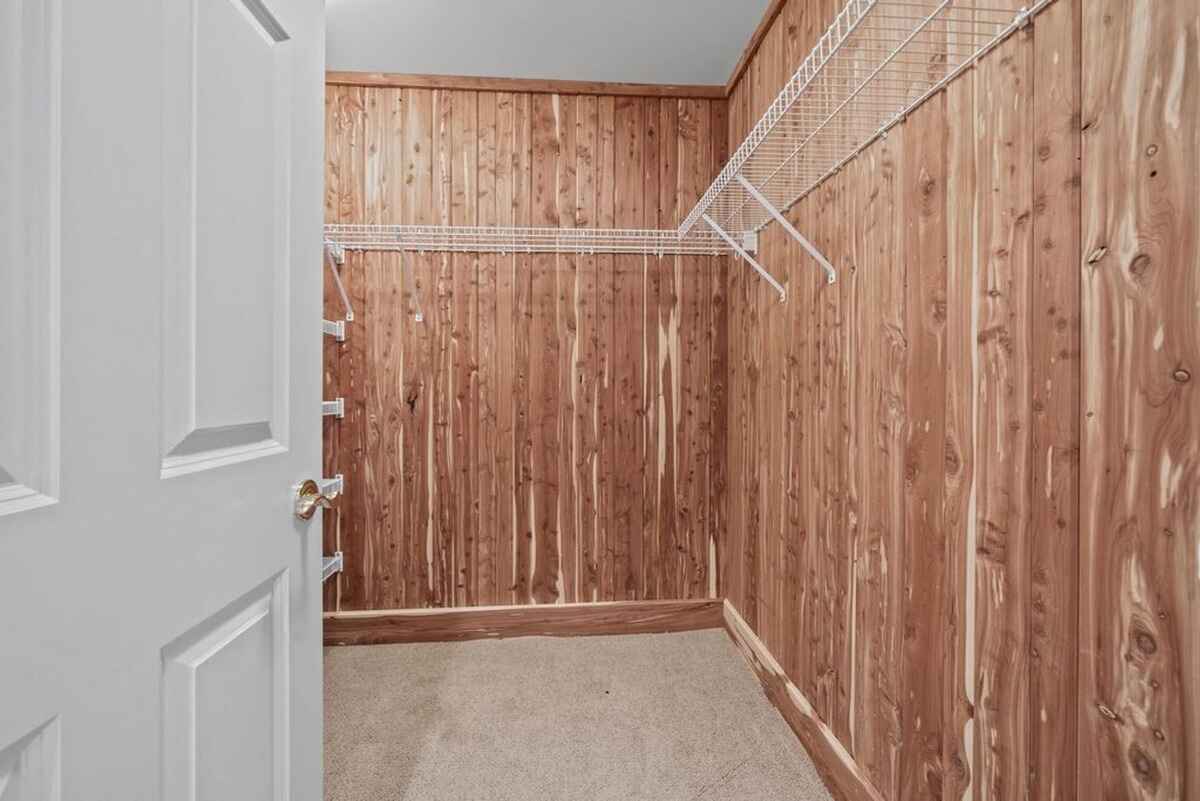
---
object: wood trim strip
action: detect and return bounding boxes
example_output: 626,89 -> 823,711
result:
720,600 -> 884,801
724,0 -> 789,95
324,599 -> 725,646
325,71 -> 726,100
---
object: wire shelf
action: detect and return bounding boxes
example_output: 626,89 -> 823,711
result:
324,224 -> 733,256
679,0 -> 1053,237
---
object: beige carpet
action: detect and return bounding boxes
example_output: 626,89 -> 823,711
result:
324,629 -> 834,801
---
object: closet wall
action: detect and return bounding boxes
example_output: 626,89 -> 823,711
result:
722,1 -> 1198,800
323,84 -> 729,612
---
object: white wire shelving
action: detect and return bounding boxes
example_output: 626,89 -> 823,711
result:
323,0 -> 1060,301
680,0 -> 1056,242
323,224 -> 733,257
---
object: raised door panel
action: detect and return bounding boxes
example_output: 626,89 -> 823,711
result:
161,0 -> 292,478
162,573 -> 290,801
0,0 -> 61,516
0,718 -> 61,801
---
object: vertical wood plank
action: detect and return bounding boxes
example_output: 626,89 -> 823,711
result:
1029,2 -> 1081,798
641,97 -> 661,598
556,95 -> 579,602
708,98 -> 729,600
431,88 -> 454,607
574,94 -> 602,603
941,50 -> 979,801
899,94 -> 949,801
323,85 -> 364,612
403,87 -> 436,608
657,99 -> 681,600
450,90 -> 478,606
475,91 -> 499,604
1080,0 -> 1200,798
493,91 -> 517,605
612,96 -> 644,599
973,27 -> 1034,801
512,93 -> 534,603
596,95 -> 617,600
529,92 -> 561,604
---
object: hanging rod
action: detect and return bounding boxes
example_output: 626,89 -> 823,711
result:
323,224 -> 738,257
679,0 -> 1056,240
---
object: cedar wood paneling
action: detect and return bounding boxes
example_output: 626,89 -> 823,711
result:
723,0 -> 1197,800
321,0 -> 1198,797
323,87 -> 729,610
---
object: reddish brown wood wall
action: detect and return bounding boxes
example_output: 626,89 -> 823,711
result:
323,86 -> 728,611
723,0 -> 1198,800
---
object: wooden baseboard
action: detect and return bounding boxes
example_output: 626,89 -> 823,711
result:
324,599 -> 724,646
720,600 -> 885,801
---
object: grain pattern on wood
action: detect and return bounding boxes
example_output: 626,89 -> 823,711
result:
940,55 -> 978,801
530,92 -> 561,603
717,1 -> 1177,800
899,95 -> 948,801
324,600 -> 725,646
612,96 -> 644,599
323,83 -> 729,612
1029,2 -> 1080,798
972,28 -> 1034,801
1079,0 -> 1200,799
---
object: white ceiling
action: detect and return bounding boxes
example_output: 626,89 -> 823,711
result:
325,0 -> 772,86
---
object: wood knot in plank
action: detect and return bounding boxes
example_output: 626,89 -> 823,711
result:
1086,246 -> 1108,264
1128,253 -> 1152,283
1128,744 -> 1160,789
1172,368 -> 1190,383
1133,627 -> 1158,655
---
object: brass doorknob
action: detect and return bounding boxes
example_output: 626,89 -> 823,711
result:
295,479 -> 335,520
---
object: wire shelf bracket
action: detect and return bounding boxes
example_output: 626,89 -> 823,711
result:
737,175 -> 836,285
324,241 -> 354,322
679,0 -> 1061,294
703,213 -> 786,303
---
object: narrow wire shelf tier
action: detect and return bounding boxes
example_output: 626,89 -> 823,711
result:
680,0 -> 1055,237
324,225 -> 733,256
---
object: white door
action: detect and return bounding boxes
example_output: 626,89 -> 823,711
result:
0,0 -> 324,798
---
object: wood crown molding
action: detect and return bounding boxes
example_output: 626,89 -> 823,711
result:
325,70 -> 726,99
720,600 -> 885,801
725,0 -> 789,95
324,599 -> 725,646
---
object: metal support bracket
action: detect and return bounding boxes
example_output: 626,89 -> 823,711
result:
702,213 -> 787,303
322,398 -> 345,419
317,474 -> 343,499
321,551 -> 344,583
736,175 -> 837,285
322,319 -> 346,341
324,242 -> 354,322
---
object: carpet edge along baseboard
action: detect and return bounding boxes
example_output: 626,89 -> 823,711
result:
719,600 -> 886,801
323,599 -> 725,646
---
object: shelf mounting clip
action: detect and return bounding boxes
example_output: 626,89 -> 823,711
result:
321,551 -> 344,583
322,398 -> 345,419
702,213 -> 787,303
737,175 -> 836,285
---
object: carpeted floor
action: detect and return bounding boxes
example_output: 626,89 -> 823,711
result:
324,629 -> 834,801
